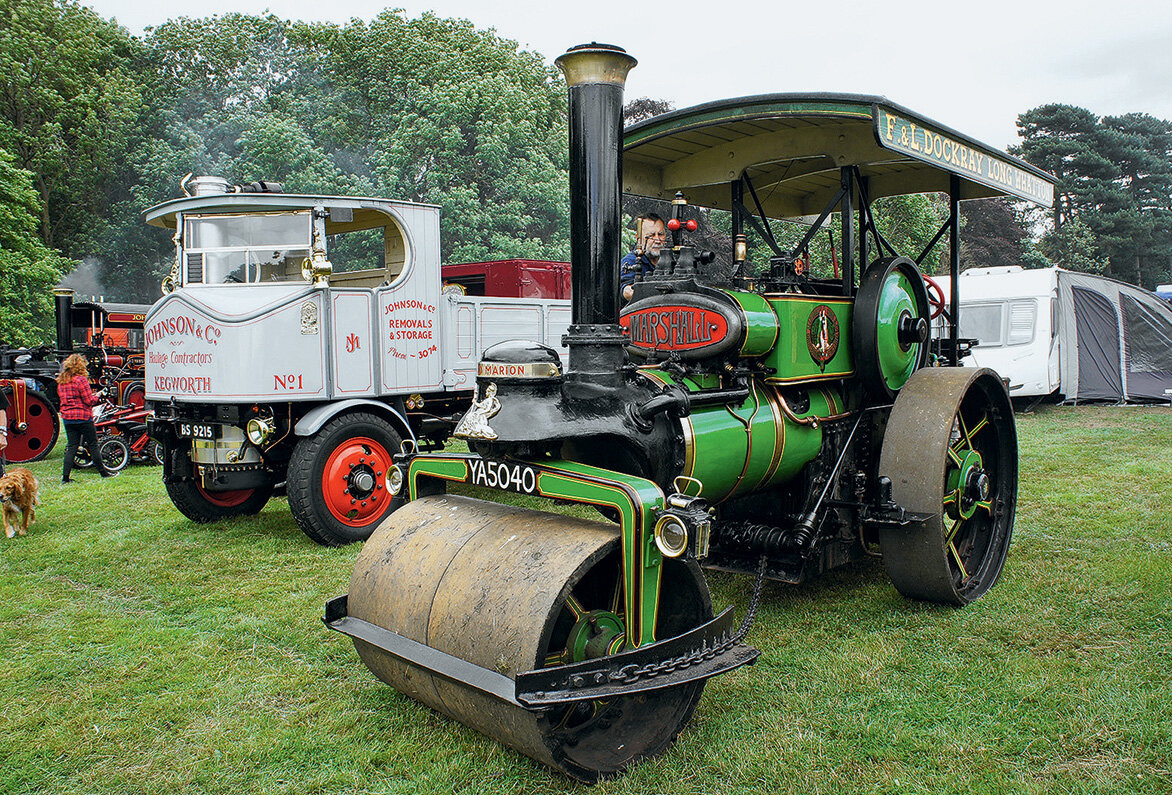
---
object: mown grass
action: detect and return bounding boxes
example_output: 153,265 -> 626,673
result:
1,405 -> 1169,794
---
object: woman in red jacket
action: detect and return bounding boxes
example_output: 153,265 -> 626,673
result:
57,354 -> 116,483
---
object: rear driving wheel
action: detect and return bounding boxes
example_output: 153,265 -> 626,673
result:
2,387 -> 59,463
879,367 -> 1017,605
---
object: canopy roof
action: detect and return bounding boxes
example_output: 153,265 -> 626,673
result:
622,93 -> 1055,219
71,301 -> 150,327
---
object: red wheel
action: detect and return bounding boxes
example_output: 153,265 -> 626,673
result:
163,445 -> 273,522
122,381 -> 146,409
287,412 -> 404,546
319,435 -> 395,527
2,387 -> 59,463
923,274 -> 946,319
195,484 -> 256,507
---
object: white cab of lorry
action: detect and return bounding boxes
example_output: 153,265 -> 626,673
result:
144,177 -> 570,544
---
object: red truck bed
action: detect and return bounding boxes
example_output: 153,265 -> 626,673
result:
442,259 -> 570,300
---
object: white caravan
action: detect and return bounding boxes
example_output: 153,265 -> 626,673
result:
934,266 -> 1061,398
935,265 -> 1172,403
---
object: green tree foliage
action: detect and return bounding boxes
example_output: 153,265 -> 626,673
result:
0,0 -> 143,253
1016,104 -> 1172,288
960,197 -> 1026,270
0,151 -> 70,344
624,97 -> 674,125
303,12 -> 569,263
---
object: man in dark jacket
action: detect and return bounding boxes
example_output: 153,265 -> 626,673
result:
620,213 -> 666,301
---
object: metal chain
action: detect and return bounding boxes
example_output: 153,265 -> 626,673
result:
607,555 -> 769,686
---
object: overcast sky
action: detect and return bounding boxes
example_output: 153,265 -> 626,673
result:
85,0 -> 1172,152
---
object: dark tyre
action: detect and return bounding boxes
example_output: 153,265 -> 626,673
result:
879,367 -> 1017,605
147,438 -> 165,466
75,445 -> 95,468
164,445 -> 274,523
287,411 -> 403,546
98,436 -> 131,472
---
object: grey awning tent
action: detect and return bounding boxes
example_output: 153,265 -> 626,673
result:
1058,271 -> 1172,403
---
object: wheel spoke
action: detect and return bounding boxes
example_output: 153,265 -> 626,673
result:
976,499 -> 993,515
959,412 -> 989,450
565,594 -> 588,620
948,541 -> 970,581
544,650 -> 566,667
608,575 -> 623,615
944,516 -> 962,543
947,446 -> 964,466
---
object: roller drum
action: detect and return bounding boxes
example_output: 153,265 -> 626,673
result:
347,494 -> 713,781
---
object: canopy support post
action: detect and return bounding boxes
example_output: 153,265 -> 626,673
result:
840,167 -> 855,295
949,174 -> 961,366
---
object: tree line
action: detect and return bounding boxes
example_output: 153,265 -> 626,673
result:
2,0 -> 1170,345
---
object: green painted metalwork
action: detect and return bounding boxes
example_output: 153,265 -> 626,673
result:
762,296 -> 854,384
941,408 -> 995,580
727,290 -> 779,357
639,370 -> 838,503
406,453 -> 666,649
624,98 -> 873,148
874,268 -> 922,393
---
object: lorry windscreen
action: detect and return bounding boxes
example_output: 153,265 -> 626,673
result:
183,211 -> 313,284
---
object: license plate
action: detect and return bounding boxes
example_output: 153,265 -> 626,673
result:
177,422 -> 218,440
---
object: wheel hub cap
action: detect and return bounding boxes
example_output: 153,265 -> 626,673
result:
322,437 -> 392,525
947,448 -> 987,520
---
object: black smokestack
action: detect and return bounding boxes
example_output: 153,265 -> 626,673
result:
555,43 -> 636,327
54,288 -> 74,354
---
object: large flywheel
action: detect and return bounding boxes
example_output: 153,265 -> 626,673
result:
878,367 -> 1017,605
346,494 -> 714,782
853,256 -> 931,400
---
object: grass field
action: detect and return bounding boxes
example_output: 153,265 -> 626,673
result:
1,405 -> 1169,794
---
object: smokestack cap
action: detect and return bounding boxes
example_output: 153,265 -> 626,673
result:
556,43 -> 636,87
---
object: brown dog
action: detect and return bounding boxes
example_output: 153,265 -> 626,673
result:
0,467 -> 39,538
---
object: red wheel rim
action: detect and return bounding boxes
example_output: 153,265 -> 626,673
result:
195,484 -> 256,508
5,392 -> 57,462
124,384 -> 146,409
320,435 -> 394,527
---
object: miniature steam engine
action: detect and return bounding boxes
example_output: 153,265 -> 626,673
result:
325,45 -> 1056,780
1,292 -> 149,463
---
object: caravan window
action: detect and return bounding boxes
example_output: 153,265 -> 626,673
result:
1007,300 -> 1037,345
961,299 -> 1037,348
960,303 -> 1004,346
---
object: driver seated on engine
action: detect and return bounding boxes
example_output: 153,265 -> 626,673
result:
620,213 -> 666,301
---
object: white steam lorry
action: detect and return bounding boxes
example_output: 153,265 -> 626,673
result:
143,177 -> 570,545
